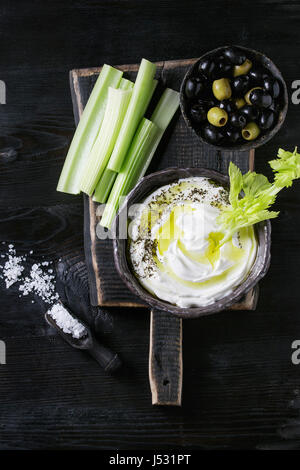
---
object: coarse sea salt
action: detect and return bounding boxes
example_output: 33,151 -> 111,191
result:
19,263 -> 59,304
2,245 -> 25,288
0,244 -> 59,305
47,303 -> 87,339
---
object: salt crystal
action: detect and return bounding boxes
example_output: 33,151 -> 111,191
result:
1,244 -> 59,305
19,263 -> 59,304
2,250 -> 25,288
47,303 -> 86,339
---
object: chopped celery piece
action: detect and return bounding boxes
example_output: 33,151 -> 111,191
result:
143,78 -> 158,112
100,119 -> 157,229
107,58 -> 157,173
80,87 -> 132,195
57,64 -> 123,194
139,88 -> 180,179
100,88 -> 179,230
119,78 -> 134,90
93,168 -> 117,203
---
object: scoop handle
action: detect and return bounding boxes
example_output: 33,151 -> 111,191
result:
149,309 -> 182,406
88,339 -> 122,373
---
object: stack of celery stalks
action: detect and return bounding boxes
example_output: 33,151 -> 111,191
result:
57,58 -> 180,229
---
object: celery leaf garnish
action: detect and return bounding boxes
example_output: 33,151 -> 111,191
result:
269,147 -> 300,188
218,147 -> 300,240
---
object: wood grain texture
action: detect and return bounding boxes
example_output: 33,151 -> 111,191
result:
70,60 -> 256,308
149,310 -> 182,406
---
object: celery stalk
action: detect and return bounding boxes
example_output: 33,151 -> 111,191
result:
107,59 -> 157,173
119,78 -> 134,91
57,64 -> 123,194
139,88 -> 180,179
100,119 -> 157,229
80,87 -> 132,195
93,79 -> 132,202
93,168 -> 117,203
143,78 -> 158,112
100,88 -> 179,230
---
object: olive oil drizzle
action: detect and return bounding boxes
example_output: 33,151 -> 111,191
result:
129,179 -> 254,287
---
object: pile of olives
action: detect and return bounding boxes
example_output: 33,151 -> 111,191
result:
183,47 -> 283,146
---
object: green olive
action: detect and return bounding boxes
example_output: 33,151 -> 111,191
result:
233,59 -> 252,77
244,87 -> 262,105
242,122 -> 261,141
212,78 -> 232,101
207,107 -> 228,127
234,97 -> 246,109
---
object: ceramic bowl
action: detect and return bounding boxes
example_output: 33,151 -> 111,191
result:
113,167 -> 271,319
180,45 -> 288,151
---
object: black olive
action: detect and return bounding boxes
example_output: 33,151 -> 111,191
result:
258,109 -> 276,130
225,128 -> 241,143
240,104 -> 259,121
185,77 -> 205,99
248,67 -> 270,84
215,57 -> 232,78
197,98 -> 216,110
232,75 -> 250,96
219,99 -> 236,114
249,88 -> 273,108
223,47 -> 246,65
190,104 -> 207,124
202,124 -> 223,144
263,77 -> 280,99
230,111 -> 247,129
198,58 -> 216,78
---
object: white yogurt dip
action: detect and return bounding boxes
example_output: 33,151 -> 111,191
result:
128,177 -> 257,308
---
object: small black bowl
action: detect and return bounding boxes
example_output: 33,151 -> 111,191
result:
180,45 -> 288,151
113,167 -> 271,319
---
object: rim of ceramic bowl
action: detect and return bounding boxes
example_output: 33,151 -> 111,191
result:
112,167 -> 272,319
180,45 -> 288,152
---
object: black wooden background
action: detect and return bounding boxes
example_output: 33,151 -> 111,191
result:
0,0 -> 300,450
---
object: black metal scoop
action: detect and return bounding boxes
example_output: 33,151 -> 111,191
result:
45,303 -> 122,373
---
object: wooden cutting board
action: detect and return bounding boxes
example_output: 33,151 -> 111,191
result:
70,59 -> 257,307
69,58 -> 258,406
